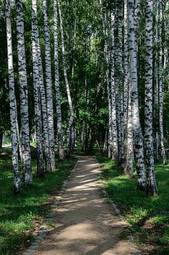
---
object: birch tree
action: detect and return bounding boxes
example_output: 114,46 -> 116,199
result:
16,0 -> 32,184
128,0 -> 147,191
32,0 -> 52,172
145,0 -> 158,195
43,0 -> 55,170
158,0 -> 166,164
58,0 -> 75,154
37,36 -> 52,171
103,11 -> 112,158
123,0 -> 133,174
114,0 -> 124,164
6,0 -> 21,192
32,0 -> 45,176
53,0 -> 65,159
110,10 -> 118,160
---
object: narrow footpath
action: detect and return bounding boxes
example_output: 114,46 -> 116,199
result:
32,156 -> 140,255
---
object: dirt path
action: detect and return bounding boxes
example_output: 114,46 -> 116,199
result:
33,156 -> 139,255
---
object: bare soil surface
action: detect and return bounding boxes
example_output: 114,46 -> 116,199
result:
33,156 -> 139,255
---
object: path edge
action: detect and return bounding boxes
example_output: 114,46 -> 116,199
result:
94,155 -> 121,216
22,158 -> 79,255
95,156 -> 141,255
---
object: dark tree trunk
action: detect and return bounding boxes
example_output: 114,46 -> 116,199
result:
0,132 -> 3,149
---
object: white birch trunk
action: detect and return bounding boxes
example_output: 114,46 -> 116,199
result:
123,0 -> 134,173
32,0 -> 45,176
37,35 -> 51,171
128,0 -> 146,191
114,2 -> 124,164
58,0 -> 75,154
43,0 -> 56,170
158,0 -> 166,164
110,11 -> 118,160
6,0 -> 21,192
53,0 -> 65,159
144,0 -> 158,195
16,0 -> 32,184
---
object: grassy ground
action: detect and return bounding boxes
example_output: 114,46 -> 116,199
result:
0,147 -> 77,255
97,155 -> 169,255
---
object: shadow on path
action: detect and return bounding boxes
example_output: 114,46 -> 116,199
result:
32,156 -> 139,255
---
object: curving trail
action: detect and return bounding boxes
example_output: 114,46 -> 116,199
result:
33,156 -> 139,255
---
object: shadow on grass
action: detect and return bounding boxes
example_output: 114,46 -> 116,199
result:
96,154 -> 169,255
0,148 -> 76,255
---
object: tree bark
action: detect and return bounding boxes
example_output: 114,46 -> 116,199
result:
32,0 -> 45,176
110,11 -> 118,160
6,0 -> 21,192
158,0 -> 166,164
0,131 -> 3,149
58,0 -> 75,154
43,0 -> 56,170
114,0 -> 124,164
145,0 -> 158,195
123,0 -> 134,174
16,0 -> 32,184
53,0 -> 65,159
128,0 -> 147,191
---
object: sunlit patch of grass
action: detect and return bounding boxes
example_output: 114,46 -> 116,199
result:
97,155 -> 169,254
0,148 -> 76,254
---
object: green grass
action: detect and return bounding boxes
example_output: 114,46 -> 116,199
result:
0,148 -> 77,255
97,155 -> 169,255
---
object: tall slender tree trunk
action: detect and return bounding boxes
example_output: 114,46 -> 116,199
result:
0,130 -> 3,149
110,11 -> 118,160
114,1 -> 124,164
16,0 -> 32,184
104,22 -> 112,158
123,0 -> 129,136
37,35 -> 51,171
32,0 -> 45,176
154,0 -> 160,162
43,0 -> 56,170
125,90 -> 134,175
100,1 -> 112,158
102,9 -> 112,158
6,0 -> 21,192
158,0 -> 166,164
53,0 -> 65,159
32,0 -> 51,172
128,0 -> 146,191
145,0 -> 158,195
58,0 -> 75,154
123,0 -> 134,174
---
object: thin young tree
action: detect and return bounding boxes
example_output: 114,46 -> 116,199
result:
158,0 -> 166,164
58,0 -> 75,154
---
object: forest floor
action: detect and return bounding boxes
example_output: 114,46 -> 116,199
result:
0,147 -> 76,255
97,155 -> 169,255
26,156 -> 139,255
1,149 -> 169,255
